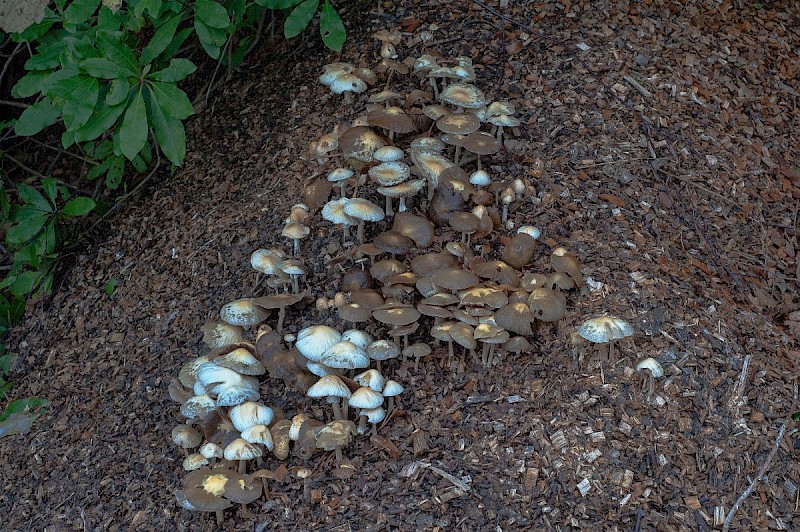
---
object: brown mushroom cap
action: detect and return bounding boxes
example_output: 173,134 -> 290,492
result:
373,230 -> 414,255
368,106 -> 417,134
461,131 -> 502,156
501,233 -> 538,270
392,212 -> 434,248
409,151 -> 453,190
431,267 -> 480,291
528,287 -> 567,322
200,320 -> 245,350
503,335 -> 533,354
224,472 -> 263,504
436,113 -> 481,135
373,306 -> 421,326
410,252 -> 459,276
270,419 -> 292,460
348,289 -> 386,309
494,302 -> 536,336
448,211 -> 480,235
474,323 -> 510,344
370,259 -> 407,282
550,247 -> 584,286
338,303 -> 372,323
547,272 -> 576,290
417,303 -> 453,319
458,287 -> 509,309
470,260 -> 521,287
339,126 -> 385,164
254,293 -> 304,311
403,342 -> 432,359
315,419 -> 357,451
520,272 -> 549,291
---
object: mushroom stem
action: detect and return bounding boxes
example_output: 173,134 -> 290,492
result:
357,221 -> 366,243
342,224 -> 350,243
331,399 -> 343,421
293,239 -> 300,256
387,396 -> 395,412
454,145 -> 462,166
447,340 -> 454,360
398,196 -> 408,212
335,444 -> 343,465
376,359 -> 383,374
276,308 -> 286,333
371,422 -> 378,437
357,414 -> 367,434
501,204 -> 509,224
384,195 -> 394,216
238,459 -> 247,475
481,343 -> 491,366
291,275 -> 300,294
302,476 -> 311,502
215,510 -> 224,526
338,182 -> 347,198
341,397 -> 349,420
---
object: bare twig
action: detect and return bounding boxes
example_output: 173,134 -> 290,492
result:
622,75 -> 652,99
0,99 -> 30,109
722,419 -> 789,532
0,42 -> 24,89
726,354 -> 751,415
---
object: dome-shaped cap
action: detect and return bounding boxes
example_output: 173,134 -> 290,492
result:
296,325 -> 342,362
440,83 -> 486,109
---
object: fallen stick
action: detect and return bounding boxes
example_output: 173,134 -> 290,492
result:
722,417 -> 789,531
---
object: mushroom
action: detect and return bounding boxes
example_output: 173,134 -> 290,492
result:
281,222 -> 310,256
212,346 -> 266,376
172,424 -> 203,457
528,287 -> 567,323
636,357 -> 664,401
200,320 -> 245,350
373,230 -> 414,256
355,368 -> 386,393
339,126 -> 385,170
322,197 -> 357,242
224,438 -> 262,474
402,342 -> 432,371
377,180 -> 425,214
348,386 -> 385,434
366,339 -> 401,373
320,340 -> 370,373
279,259 -> 306,294
494,302 -> 535,337
250,248 -> 286,277
253,292 -> 304,333
440,82 -> 486,112
550,247 -> 583,286
270,419 -> 292,460
381,379 -> 404,411
229,401 -> 275,433
501,233 -> 538,270
341,329 -> 373,350
296,467 -> 313,503
314,419 -> 357,465
577,316 -> 634,360
176,468 -> 233,525
474,323 -> 510,366
430,267 -> 480,293
295,325 -> 343,363
448,211 -> 480,244
220,298 -> 271,329
183,452 -> 210,471
368,106 -> 416,141
359,406 -> 386,436
327,167 -> 354,198
343,198 -> 385,243
372,307 -> 421,349
392,212 -> 434,248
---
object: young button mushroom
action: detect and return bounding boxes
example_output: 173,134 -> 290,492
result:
224,438 -> 262,474
381,379 -> 404,412
307,375 -> 352,420
550,247 -> 584,287
172,424 -> 203,457
282,222 -> 310,256
577,316 -> 635,360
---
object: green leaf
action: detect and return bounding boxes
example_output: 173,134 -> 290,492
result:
194,18 -> 227,47
119,88 -> 148,161
149,58 -> 196,82
792,411 -> 800,421
0,354 -> 15,376
17,184 -> 51,212
147,81 -> 193,119
103,278 -> 118,297
86,157 -> 111,180
96,5 -> 122,32
6,216 -> 48,245
319,0 -> 345,52
195,0 -> 231,29
73,99 -> 126,143
160,27 -> 194,61
140,13 -> 182,65
144,86 -> 185,165
106,78 -> 130,106
80,57 -> 136,79
96,35 -> 139,78
25,39 -> 66,70
13,14 -> 56,43
105,155 -> 125,189
284,0 -> 319,39
0,397 -> 49,425
41,178 -> 57,203
14,99 -> 60,137
10,271 -> 44,296
61,197 -> 96,217
256,0 -> 304,8
50,75 -> 99,130
63,0 -> 101,24
11,71 -> 52,98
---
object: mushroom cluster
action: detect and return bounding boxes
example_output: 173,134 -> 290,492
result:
171,28 -> 609,523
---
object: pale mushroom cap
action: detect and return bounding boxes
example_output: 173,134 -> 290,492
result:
296,325 -> 343,362
250,249 -> 284,275
307,375 -> 352,399
224,438 -> 262,461
229,401 -> 275,432
366,339 -> 401,361
213,347 -> 266,376
327,167 -> 354,183
343,198 -> 385,222
196,362 -> 246,392
279,259 -> 306,276
440,83 -> 486,109
635,357 -> 664,378
306,361 -> 335,377
578,316 -> 634,343
382,379 -> 404,397
348,386 -> 384,409
319,62 -> 354,86
409,151 -> 454,189
469,170 -> 491,187
355,369 -> 386,392
241,424 -> 274,450
180,394 -> 217,419
321,340 -> 370,369
329,73 -> 367,94
183,453 -> 209,471
199,442 -> 224,459
322,198 -> 357,226
282,222 -> 310,240
362,406 -> 386,424
373,146 -> 405,162
369,161 -> 411,186
172,424 -> 203,448
220,298 -> 270,327
215,383 -> 260,407
517,225 -> 541,239
341,329 -> 373,350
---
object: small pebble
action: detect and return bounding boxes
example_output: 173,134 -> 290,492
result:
635,54 -> 649,66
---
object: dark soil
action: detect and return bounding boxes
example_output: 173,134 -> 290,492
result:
1,1 -> 798,530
